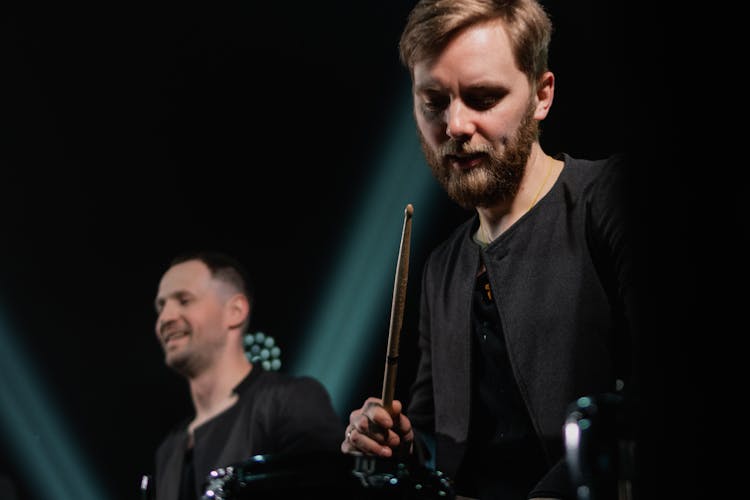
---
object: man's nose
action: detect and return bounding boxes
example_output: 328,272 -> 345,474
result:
156,301 -> 178,334
446,99 -> 476,139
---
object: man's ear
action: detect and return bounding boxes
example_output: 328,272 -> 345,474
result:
533,70 -> 555,120
225,293 -> 250,331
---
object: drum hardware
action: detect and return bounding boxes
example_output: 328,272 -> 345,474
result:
564,392 -> 634,500
200,451 -> 456,499
139,474 -> 153,500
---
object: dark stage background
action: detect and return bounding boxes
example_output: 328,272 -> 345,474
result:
2,2 -> 699,499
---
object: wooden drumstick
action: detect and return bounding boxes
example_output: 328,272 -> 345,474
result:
381,203 -> 413,416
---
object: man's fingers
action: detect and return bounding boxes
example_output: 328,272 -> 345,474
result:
343,398 -> 412,457
344,422 -> 393,457
366,415 -> 389,441
362,400 -> 398,429
398,414 -> 414,439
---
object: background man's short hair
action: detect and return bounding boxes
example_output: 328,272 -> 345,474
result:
169,250 -> 254,301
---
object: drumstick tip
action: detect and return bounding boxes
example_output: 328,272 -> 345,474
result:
405,203 -> 414,217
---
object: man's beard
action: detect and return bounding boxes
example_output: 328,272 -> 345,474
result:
166,344 -> 200,378
419,103 -> 539,209
164,330 -> 218,379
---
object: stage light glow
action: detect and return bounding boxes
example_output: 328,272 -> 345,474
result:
289,88 -> 443,415
243,331 -> 282,371
0,308 -> 111,500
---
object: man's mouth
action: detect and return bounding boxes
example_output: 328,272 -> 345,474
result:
163,330 -> 189,346
446,153 -> 484,170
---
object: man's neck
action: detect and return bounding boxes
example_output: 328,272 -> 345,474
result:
187,356 -> 252,434
476,144 -> 561,242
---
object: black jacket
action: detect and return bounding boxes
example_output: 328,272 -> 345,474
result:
407,154 -> 637,498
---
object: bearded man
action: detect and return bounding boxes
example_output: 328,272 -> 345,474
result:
341,1 -> 638,500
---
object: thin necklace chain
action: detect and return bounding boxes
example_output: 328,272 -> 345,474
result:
482,156 -> 555,244
528,156 -> 555,211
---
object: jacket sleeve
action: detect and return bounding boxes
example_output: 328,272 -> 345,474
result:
405,254 -> 436,437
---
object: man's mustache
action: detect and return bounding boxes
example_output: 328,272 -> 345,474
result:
438,141 -> 494,157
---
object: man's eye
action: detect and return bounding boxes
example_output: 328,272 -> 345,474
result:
466,95 -> 499,111
424,100 -> 445,111
422,95 -> 448,113
179,298 -> 191,306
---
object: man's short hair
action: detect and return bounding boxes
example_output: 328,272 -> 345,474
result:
169,250 -> 254,302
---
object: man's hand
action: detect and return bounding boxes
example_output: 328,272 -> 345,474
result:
341,397 -> 414,457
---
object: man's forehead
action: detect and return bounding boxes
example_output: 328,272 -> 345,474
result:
157,260 -> 213,296
413,19 -> 517,87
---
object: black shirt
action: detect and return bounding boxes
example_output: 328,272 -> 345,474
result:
153,367 -> 342,500
454,263 -> 547,499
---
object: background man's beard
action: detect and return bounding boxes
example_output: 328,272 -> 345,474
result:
420,107 -> 539,210
167,349 -> 200,378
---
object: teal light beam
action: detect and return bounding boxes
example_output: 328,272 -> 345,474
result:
0,308 -> 111,500
290,89 -> 443,415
